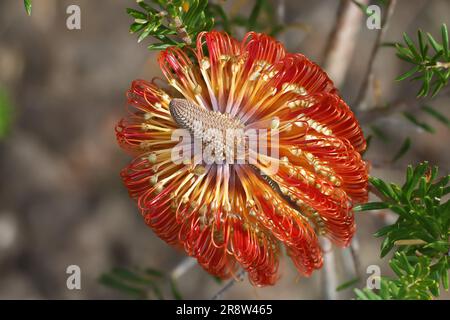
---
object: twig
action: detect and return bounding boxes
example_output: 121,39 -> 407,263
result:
276,0 -> 286,44
170,257 -> 197,280
350,238 -> 362,277
320,238 -> 338,300
357,86 -> 450,124
322,0 -> 369,88
342,236 -> 363,277
320,0 -> 369,299
394,239 -> 427,246
211,270 -> 246,300
354,0 -> 397,109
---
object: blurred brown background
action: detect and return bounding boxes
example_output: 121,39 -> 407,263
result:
0,0 -> 449,299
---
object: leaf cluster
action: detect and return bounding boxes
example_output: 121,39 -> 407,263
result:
128,0 -> 214,50
355,252 -> 448,300
99,266 -> 182,300
367,104 -> 450,162
396,24 -> 450,97
354,162 -> 450,299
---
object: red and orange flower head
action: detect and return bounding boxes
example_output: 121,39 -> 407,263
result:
116,31 -> 369,286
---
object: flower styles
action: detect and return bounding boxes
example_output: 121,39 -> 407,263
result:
116,31 -> 368,286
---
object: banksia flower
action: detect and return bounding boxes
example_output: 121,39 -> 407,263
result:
116,31 -> 368,286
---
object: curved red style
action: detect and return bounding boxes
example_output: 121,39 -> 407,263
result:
116,31 -> 369,286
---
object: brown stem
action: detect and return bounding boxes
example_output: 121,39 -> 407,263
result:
210,270 -> 245,300
354,0 -> 398,110
322,0 -> 369,89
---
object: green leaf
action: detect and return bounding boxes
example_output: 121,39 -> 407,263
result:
365,134 -> 373,151
441,265 -> 449,290
364,289 -> 383,300
391,137 -> 411,163
442,24 -> 449,58
427,32 -> 443,53
130,22 -> 148,34
170,278 -> 183,300
381,42 -> 397,47
374,224 -> 396,238
212,276 -> 223,285
354,202 -> 390,212
370,125 -> 390,143
248,0 -> 264,30
138,1 -> 158,14
370,176 -> 398,201
423,241 -> 450,253
127,8 -> 148,20
402,112 -> 435,133
404,162 -> 429,199
431,79 -> 446,98
99,274 -> 146,298
379,278 -> 392,299
389,259 -> 405,277
150,282 -> 164,300
145,268 -> 165,278
208,4 -> 232,34
354,288 -> 369,300
147,43 -> 174,51
380,236 -> 395,258
0,89 -> 13,139
110,267 -> 149,284
336,277 -> 360,292
403,32 -> 421,60
396,66 -> 421,81
24,0 -> 32,16
138,26 -> 154,43
351,0 -> 378,17
417,29 -> 428,58
110,268 -> 164,297
422,105 -> 450,128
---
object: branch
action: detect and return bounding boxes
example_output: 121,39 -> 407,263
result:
357,86 -> 450,124
276,0 -> 287,44
210,270 -> 246,300
170,257 -> 198,280
322,0 -> 369,88
349,239 -> 362,278
320,238 -> 338,300
354,0 -> 397,109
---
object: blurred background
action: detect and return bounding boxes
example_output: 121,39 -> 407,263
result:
0,0 -> 449,299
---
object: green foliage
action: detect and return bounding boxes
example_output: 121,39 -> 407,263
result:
127,0 -> 214,50
24,0 -> 32,16
354,162 -> 450,299
355,252 -> 447,300
369,125 -> 390,143
402,112 -> 435,133
100,266 -> 182,299
395,24 -> 450,97
336,277 -> 361,292
391,137 -> 411,163
0,89 -> 13,139
367,105 -> 449,160
224,0 -> 289,37
127,0 -> 293,51
422,105 -> 450,128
